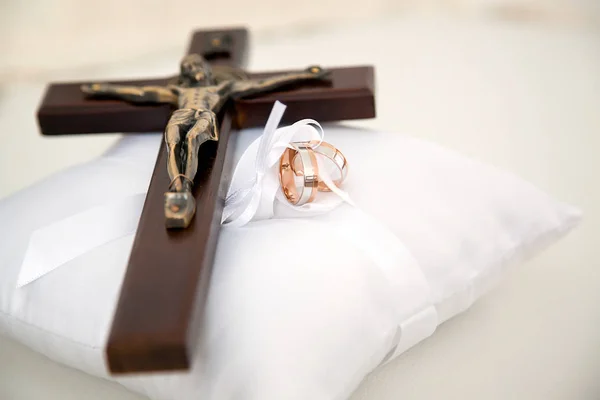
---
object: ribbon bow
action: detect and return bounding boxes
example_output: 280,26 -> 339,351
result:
221,101 -> 353,227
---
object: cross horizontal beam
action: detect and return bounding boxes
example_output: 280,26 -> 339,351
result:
37,66 -> 375,134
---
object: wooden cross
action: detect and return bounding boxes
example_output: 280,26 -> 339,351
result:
37,27 -> 375,374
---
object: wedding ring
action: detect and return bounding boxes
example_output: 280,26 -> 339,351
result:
279,144 -> 319,206
295,141 -> 348,191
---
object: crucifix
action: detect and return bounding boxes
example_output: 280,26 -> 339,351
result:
81,56 -> 329,228
37,27 -> 375,374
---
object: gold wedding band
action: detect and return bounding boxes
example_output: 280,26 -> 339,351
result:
310,141 -> 348,192
279,141 -> 349,205
279,143 -> 319,206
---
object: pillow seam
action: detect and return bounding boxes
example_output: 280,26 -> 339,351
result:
0,308 -> 101,350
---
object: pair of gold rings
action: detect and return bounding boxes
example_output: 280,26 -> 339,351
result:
279,141 -> 348,206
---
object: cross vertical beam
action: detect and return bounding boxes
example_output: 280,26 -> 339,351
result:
106,29 -> 247,373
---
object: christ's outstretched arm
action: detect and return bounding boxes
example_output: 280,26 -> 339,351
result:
229,66 -> 330,99
81,83 -> 178,105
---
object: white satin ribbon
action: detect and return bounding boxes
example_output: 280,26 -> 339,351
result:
17,193 -> 146,288
222,101 -> 353,227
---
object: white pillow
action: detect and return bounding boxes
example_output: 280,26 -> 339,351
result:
0,126 -> 580,399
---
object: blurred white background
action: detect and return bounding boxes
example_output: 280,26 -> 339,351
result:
0,0 -> 599,198
2,0 -> 600,79
1,1 -> 599,399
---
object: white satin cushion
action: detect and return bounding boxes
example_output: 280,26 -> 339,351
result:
0,126 -> 580,399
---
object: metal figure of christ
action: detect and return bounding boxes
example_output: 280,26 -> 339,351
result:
82,54 -> 328,228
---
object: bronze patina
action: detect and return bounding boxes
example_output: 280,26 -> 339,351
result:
82,54 -> 328,228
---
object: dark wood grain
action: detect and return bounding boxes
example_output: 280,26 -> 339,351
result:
37,78 -> 172,135
105,28 -> 248,374
235,66 -> 375,127
37,66 -> 374,135
187,27 -> 249,66
107,111 -> 237,373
